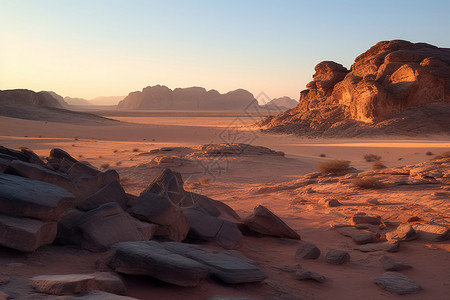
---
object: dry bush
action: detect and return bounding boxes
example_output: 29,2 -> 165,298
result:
132,148 -> 140,152
100,163 -> 110,170
435,151 -> 450,159
364,154 -> 382,162
199,177 -> 212,185
74,137 -> 79,141
318,160 -> 350,174
372,161 -> 387,170
319,154 -> 326,157
351,177 -> 384,189
113,149 -> 118,153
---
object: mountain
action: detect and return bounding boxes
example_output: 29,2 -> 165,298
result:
264,97 -> 298,110
117,85 -> 259,111
260,40 -> 450,137
64,96 -> 92,106
89,96 -> 125,105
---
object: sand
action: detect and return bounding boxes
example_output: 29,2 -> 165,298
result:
0,112 -> 449,299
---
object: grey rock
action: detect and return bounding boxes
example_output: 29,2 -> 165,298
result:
49,148 -> 78,164
380,256 -> 412,271
386,224 -> 417,242
354,241 -> 399,253
325,250 -> 350,265
351,213 -> 382,225
68,162 -> 101,179
0,174 -> 75,221
71,169 -> 120,200
76,181 -> 128,211
375,272 -> 422,295
244,205 -> 300,240
295,242 -> 320,260
294,268 -> 326,282
0,145 -> 28,161
335,227 -> 377,244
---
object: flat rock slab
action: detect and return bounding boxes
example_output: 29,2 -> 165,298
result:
294,269 -> 326,282
0,174 -> 75,221
295,242 -> 321,260
162,242 -> 267,284
335,227 -> 377,244
375,272 -> 422,295
31,272 -> 126,296
412,224 -> 450,241
386,224 -> 417,242
325,250 -> 350,265
0,214 -> 57,252
351,213 -> 382,225
244,205 -> 300,240
76,181 -> 128,211
66,291 -> 138,299
354,241 -> 399,253
380,256 -> 412,271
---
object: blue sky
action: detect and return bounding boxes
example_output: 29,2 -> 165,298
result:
1,0 -> 449,101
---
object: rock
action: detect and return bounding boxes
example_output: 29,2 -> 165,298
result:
0,214 -> 57,252
386,224 -> 417,242
0,274 -> 10,285
0,291 -> 9,300
71,169 -> 120,200
0,174 -> 75,221
0,145 -> 29,161
49,148 -> 78,164
68,162 -> 101,179
67,291 -> 138,299
335,227 -> 378,244
407,216 -> 420,222
366,198 -> 380,205
162,241 -> 267,284
130,192 -> 189,242
354,241 -> 399,253
207,297 -> 252,300
351,213 -> 382,225
20,148 -> 45,166
295,242 -> 321,260
183,209 -> 242,249
318,198 -> 342,207
380,256 -> 412,271
109,241 -> 209,287
412,224 -> 450,241
325,250 -> 350,265
244,205 -> 300,240
140,168 -> 186,202
294,268 -> 326,283
375,272 -> 422,295
76,181 -> 128,211
30,272 -> 126,295
68,203 -> 156,252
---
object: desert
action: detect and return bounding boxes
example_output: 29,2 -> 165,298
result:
1,2 -> 450,300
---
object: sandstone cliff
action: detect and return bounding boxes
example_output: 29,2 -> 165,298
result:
117,85 -> 258,111
260,40 -> 450,136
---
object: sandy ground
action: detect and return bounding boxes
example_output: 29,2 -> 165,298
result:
0,112 -> 449,300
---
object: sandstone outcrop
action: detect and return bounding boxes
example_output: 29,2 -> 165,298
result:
261,40 -> 450,136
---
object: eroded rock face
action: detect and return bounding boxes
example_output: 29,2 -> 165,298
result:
261,40 -> 450,136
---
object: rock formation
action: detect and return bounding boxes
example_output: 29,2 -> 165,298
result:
117,85 -> 259,111
260,40 -> 450,136
264,96 -> 298,110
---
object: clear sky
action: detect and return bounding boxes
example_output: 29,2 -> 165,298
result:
1,0 -> 449,102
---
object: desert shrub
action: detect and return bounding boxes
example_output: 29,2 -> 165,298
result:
372,161 -> 387,170
78,154 -> 83,158
318,160 -> 350,174
426,151 -> 433,156
133,148 -> 140,152
351,177 -> 384,189
74,137 -> 79,141
100,163 -> 110,170
319,154 -> 326,157
364,154 -> 382,162
199,177 -> 212,185
113,149 -> 118,153
435,151 -> 450,159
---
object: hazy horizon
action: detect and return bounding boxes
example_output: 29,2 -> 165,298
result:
1,0 -> 450,100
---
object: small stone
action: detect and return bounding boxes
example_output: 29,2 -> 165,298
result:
407,216 -> 420,223
319,198 -> 342,207
354,241 -> 399,253
335,227 -> 377,244
295,243 -> 321,260
352,213 -> 382,225
380,256 -> 412,271
366,198 -> 380,205
294,268 -> 326,283
386,224 -> 417,242
325,250 -> 350,265
375,272 -> 422,295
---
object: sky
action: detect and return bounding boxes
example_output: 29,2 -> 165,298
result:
1,0 -> 450,103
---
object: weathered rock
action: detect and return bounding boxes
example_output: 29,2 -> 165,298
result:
30,272 -> 126,296
50,148 -> 78,164
351,213 -> 382,225
386,224 -> 417,242
294,268 -> 326,283
244,205 -> 300,240
0,158 -> 9,173
295,242 -> 321,260
0,214 -> 57,252
20,148 -> 45,166
375,272 -> 422,295
68,162 -> 101,179
0,291 -> 9,300
412,224 -> 450,241
335,227 -> 378,244
130,192 -> 189,242
207,297 -> 252,300
0,274 -> 10,285
67,291 -> 138,299
71,169 -> 120,200
0,146 -> 29,161
325,250 -> 350,265
109,241 -> 209,287
366,198 -> 380,205
76,181 -> 128,211
0,174 -> 74,221
354,241 -> 399,253
380,256 -> 412,271
318,198 -> 342,207
183,209 -> 242,249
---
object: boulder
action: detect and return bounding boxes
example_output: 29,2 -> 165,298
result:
375,272 -> 422,295
351,213 -> 382,225
295,242 -> 321,260
67,291 -> 138,299
335,227 -> 378,244
71,169 -> 120,200
20,148 -> 45,166
0,174 -> 74,221
412,224 -> 450,241
0,214 -> 57,252
318,198 -> 342,207
380,256 -> 412,271
385,224 -> 417,242
68,162 -> 101,179
294,268 -> 326,283
354,241 -> 399,253
244,205 -> 300,240
325,250 -> 350,265
76,181 -> 128,211
0,145 -> 29,161
49,148 -> 78,164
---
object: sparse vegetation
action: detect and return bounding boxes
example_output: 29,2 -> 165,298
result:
74,137 -> 79,141
100,163 -> 110,170
319,154 -> 326,157
113,149 -> 118,153
115,161 -> 122,166
71,144 -> 76,147
351,177 -> 384,189
78,154 -> 83,158
318,160 -> 351,174
133,148 -> 140,152
372,161 -> 387,170
426,151 -> 434,156
398,157 -> 403,161
364,154 -> 382,162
